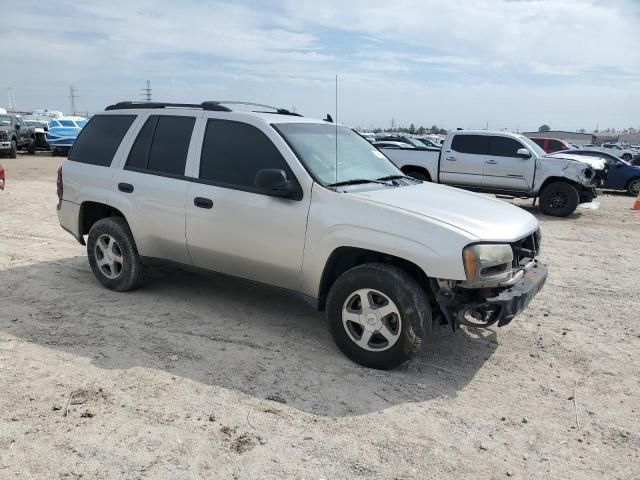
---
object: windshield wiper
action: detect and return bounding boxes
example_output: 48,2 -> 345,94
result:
327,178 -> 394,187
376,174 -> 420,182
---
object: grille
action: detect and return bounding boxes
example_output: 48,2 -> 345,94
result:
510,229 -> 541,268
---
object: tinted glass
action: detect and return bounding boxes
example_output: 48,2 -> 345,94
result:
125,116 -> 157,170
450,134 -> 489,155
146,116 -> 195,175
68,115 -> 135,166
200,119 -> 290,188
489,136 -> 524,157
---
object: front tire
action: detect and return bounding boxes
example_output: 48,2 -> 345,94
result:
326,263 -> 431,369
27,139 -> 36,154
87,217 -> 144,291
9,140 -> 17,158
539,181 -> 579,217
405,170 -> 430,181
627,178 -> 640,197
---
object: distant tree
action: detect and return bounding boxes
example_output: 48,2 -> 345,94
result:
438,128 -> 448,135
409,123 -> 416,134
429,125 -> 439,134
578,128 -> 586,133
417,126 -> 426,135
538,124 -> 551,132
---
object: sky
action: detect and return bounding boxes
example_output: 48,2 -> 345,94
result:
2,0 -> 639,132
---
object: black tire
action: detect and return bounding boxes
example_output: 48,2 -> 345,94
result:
622,153 -> 632,161
627,177 -> 640,197
539,181 -> 580,217
406,170 -> 430,181
27,139 -> 36,154
87,217 -> 144,291
9,140 -> 17,158
326,263 -> 431,370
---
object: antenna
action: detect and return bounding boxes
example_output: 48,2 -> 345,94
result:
7,87 -> 16,111
141,80 -> 152,102
335,74 -> 338,185
69,86 -> 78,115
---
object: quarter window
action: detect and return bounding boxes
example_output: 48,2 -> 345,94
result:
450,135 -> 489,155
68,115 -> 135,167
125,115 -> 195,176
199,119 -> 291,190
489,136 -> 525,157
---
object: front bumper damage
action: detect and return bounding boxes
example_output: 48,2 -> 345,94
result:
434,263 -> 548,330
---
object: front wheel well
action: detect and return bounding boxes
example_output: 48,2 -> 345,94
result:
317,247 -> 430,310
79,202 -> 127,236
537,176 -> 583,195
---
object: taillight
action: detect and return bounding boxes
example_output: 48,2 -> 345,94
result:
56,166 -> 63,207
0,164 -> 4,190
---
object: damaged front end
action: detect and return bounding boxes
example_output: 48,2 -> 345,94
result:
431,230 -> 548,330
537,154 -> 608,204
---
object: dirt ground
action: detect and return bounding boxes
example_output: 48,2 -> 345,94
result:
1,154 -> 638,480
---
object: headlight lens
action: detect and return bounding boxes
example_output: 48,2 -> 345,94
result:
463,244 -> 513,286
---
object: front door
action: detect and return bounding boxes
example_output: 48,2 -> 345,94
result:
185,118 -> 311,291
482,135 -> 533,191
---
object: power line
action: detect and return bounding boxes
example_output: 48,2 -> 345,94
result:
141,80 -> 152,102
69,86 -> 78,115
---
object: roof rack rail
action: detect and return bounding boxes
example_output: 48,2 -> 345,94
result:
105,101 -> 231,112
216,101 -> 303,117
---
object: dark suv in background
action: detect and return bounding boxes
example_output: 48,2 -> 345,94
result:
0,113 -> 36,158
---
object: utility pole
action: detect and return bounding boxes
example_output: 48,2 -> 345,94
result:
7,87 -> 16,112
69,86 -> 78,115
141,80 -> 152,102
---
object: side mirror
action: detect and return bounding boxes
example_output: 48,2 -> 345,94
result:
255,169 -> 295,198
516,148 -> 531,158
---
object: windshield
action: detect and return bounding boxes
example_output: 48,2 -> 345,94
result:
58,120 -> 77,128
277,123 -> 402,185
0,115 -> 11,126
49,120 -> 61,128
518,136 -> 547,157
76,120 -> 87,127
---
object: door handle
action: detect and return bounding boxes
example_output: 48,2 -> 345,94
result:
194,197 -> 213,209
445,156 -> 457,161
118,182 -> 134,193
485,160 -> 498,165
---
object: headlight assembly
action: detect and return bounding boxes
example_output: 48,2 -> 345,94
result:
463,243 -> 514,287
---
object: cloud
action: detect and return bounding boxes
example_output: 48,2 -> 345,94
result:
1,0 -> 638,130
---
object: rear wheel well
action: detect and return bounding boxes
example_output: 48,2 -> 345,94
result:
318,247 -> 430,310
80,202 -> 126,236
400,166 -> 432,181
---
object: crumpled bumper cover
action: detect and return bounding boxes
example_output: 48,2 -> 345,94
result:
484,264 -> 548,326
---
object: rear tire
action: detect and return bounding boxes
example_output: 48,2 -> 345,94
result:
326,263 -> 431,370
539,181 -> 579,217
627,177 -> 640,197
622,153 -> 632,161
9,140 -> 17,158
87,217 -> 144,291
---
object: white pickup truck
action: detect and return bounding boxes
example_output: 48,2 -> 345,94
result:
379,130 -> 606,217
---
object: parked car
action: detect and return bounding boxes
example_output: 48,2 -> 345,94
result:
415,137 -> 442,148
551,149 -> 640,196
0,162 -> 4,190
0,113 -> 36,157
379,130 -> 606,217
600,143 -> 638,162
46,117 -> 87,156
373,141 -> 416,149
529,137 -> 572,154
57,100 -> 547,369
23,116 -> 50,150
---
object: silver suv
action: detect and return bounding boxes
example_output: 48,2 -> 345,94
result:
57,101 -> 547,369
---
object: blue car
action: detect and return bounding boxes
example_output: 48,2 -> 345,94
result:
46,118 -> 87,156
553,149 -> 640,196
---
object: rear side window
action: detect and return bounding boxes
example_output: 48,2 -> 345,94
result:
125,115 -> 195,176
199,119 -> 291,190
547,140 -> 564,152
450,134 -> 489,155
69,115 -> 135,166
489,136 -> 525,157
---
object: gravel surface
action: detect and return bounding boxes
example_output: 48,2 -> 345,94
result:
1,154 -> 639,479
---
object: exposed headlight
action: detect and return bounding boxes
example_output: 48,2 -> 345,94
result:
463,244 -> 513,287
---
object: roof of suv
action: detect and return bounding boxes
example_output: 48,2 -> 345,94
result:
102,101 -> 332,126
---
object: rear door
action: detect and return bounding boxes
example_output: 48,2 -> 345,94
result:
185,118 -> 311,290
482,135 -> 532,191
108,112 -> 199,265
439,134 -> 488,186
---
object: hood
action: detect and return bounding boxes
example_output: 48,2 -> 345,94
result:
543,153 -> 606,170
349,182 -> 539,242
